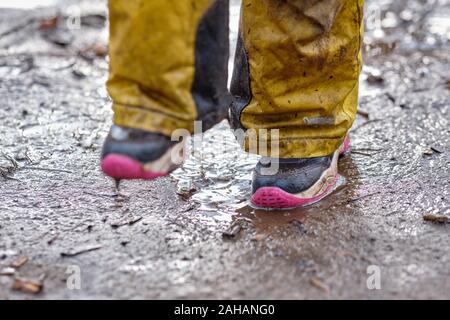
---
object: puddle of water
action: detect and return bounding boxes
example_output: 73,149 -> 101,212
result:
171,120 -> 259,224
171,120 -> 354,228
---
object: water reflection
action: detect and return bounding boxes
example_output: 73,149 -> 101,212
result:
171,120 -> 259,224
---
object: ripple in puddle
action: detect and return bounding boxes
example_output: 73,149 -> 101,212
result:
171,120 -> 258,224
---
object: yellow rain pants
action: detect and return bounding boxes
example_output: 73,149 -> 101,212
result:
107,0 -> 365,158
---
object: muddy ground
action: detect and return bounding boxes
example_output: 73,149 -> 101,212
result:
0,0 -> 449,299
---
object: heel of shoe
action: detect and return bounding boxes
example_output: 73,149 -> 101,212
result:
101,154 -> 168,180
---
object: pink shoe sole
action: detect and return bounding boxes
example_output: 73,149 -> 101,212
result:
101,154 -> 168,180
251,174 -> 340,209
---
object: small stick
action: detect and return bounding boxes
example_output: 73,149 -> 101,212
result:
352,119 -> 383,133
60,244 -> 102,258
23,166 -> 73,174
357,110 -> 370,118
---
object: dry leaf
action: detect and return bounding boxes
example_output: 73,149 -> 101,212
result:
91,43 -> 108,57
222,220 -> 244,239
310,277 -> 330,294
82,43 -> 108,57
12,278 -> 43,294
0,267 -> 15,276
39,16 -> 59,30
423,214 -> 449,223
11,256 -> 28,269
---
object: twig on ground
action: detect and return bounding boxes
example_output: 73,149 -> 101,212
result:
346,192 -> 382,204
423,214 -> 449,224
22,166 -> 73,174
47,233 -> 59,245
110,216 -> 143,229
352,119 -> 383,132
357,110 -> 370,118
350,150 -> 374,156
60,244 -> 102,257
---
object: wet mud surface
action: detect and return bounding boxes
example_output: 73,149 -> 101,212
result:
0,0 -> 449,299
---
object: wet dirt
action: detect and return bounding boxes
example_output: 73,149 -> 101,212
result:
0,0 -> 449,299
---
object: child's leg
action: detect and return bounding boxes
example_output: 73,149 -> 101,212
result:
102,0 -> 230,180
231,0 -> 364,159
108,0 -> 230,135
230,0 -> 365,208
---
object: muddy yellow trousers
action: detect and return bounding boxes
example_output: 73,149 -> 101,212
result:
108,0 -> 364,158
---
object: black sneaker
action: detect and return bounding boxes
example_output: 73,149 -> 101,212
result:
101,125 -> 185,180
250,136 -> 349,209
